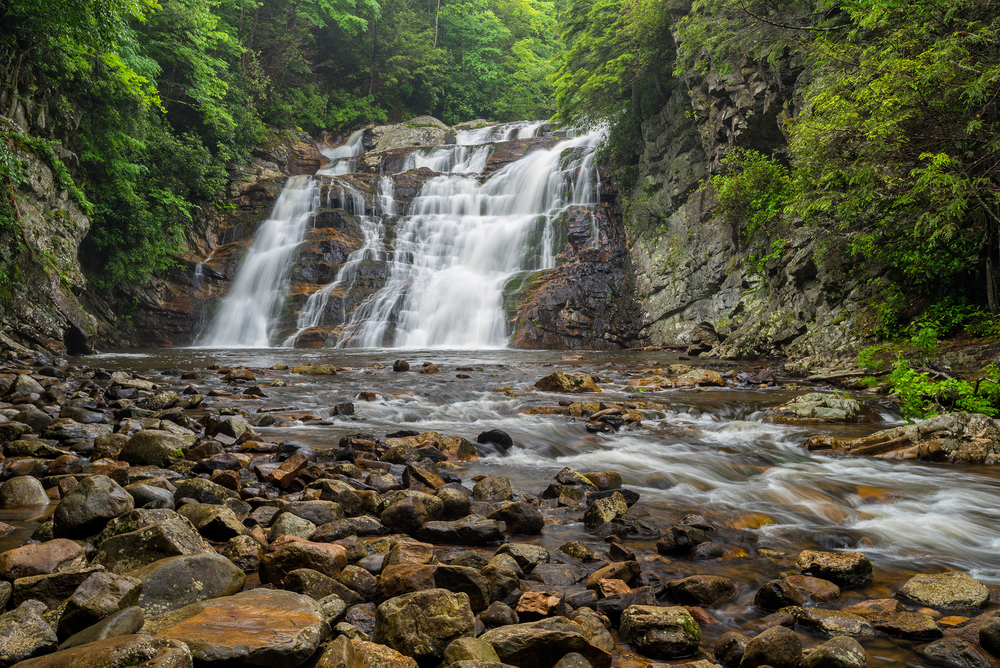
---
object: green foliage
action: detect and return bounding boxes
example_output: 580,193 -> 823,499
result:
890,359 -> 1000,420
706,148 -> 791,274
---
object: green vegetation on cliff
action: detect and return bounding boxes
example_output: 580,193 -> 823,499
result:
1,0 -> 560,291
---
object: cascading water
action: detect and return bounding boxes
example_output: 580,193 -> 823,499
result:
196,176 -> 319,347
199,120 -> 604,349
337,127 -> 604,348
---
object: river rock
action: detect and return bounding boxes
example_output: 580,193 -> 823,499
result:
796,550 -> 873,588
656,526 -> 709,555
789,607 -> 874,637
918,637 -> 1000,668
811,412 -> 1000,463
417,514 -> 506,545
0,476 -> 49,506
269,512 -> 318,541
53,474 -> 134,538
58,607 -> 146,650
285,569 -> 362,604
473,476 -> 513,501
119,430 -> 191,467
0,604 -> 58,666
586,561 -> 641,589
94,515 -> 216,573
666,575 -> 736,606
619,605 -> 700,659
583,492 -> 627,529
496,543 -> 550,572
713,630 -> 749,666
57,572 -> 143,638
869,611 -> 943,639
802,636 -> 867,668
259,537 -> 348,585
897,571 -> 990,610
353,639 -> 418,668
381,496 -> 430,533
740,625 -> 802,668
373,588 -> 475,661
534,371 -> 601,393
13,407 -> 53,432
172,479 -> 239,504
146,588 -> 327,666
19,634 -> 191,668
479,617 -> 612,668
766,393 -> 878,423
488,500 -> 544,534
0,538 -> 86,580
177,504 -> 248,541
128,552 -> 246,616
982,617 -> 1000,656
0,421 -> 31,443
445,637 -> 502,664
10,567 -> 105,608
313,635 -> 362,668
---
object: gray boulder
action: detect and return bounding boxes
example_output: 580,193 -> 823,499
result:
54,475 -> 134,538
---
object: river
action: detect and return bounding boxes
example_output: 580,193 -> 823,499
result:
30,345 -> 998,667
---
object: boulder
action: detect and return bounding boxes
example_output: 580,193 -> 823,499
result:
479,617 -> 612,668
353,639 -> 418,668
897,571 -> 990,610
11,634 -> 190,668
796,550 -> 873,588
146,588 -> 328,667
802,636 -> 866,668
766,393 -> 878,423
473,476 -> 513,501
417,515 -> 506,545
93,516 -> 216,573
0,605 -> 58,666
58,607 -> 146,650
259,538 -> 348,585
534,371 -> 601,394
0,538 -> 86,580
128,552 -> 246,616
619,605 -> 700,659
583,493 -> 627,529
495,544 -> 551,573
918,637 -> 1000,668
789,606 -> 874,637
314,635 -> 365,668
177,504 -> 249,541
0,476 -> 49,506
713,631 -> 749,666
172,479 -> 239,504
119,430 -> 192,467
10,567 -> 105,608
373,588 -> 476,661
666,576 -> 736,606
54,475 -> 134,538
56,572 -> 143,639
740,626 -> 802,668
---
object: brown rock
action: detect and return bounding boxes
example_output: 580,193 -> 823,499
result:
0,538 -> 86,580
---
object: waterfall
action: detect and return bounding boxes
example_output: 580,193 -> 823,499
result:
197,121 -> 605,349
336,127 -> 605,349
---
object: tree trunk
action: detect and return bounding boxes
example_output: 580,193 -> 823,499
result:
434,0 -> 440,48
988,224 -> 999,316
368,18 -> 378,96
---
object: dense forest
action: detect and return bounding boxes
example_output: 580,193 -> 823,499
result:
0,0 -> 997,354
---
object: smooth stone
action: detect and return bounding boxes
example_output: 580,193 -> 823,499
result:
740,625 -> 802,668
479,617 -> 612,668
0,538 -> 85,580
796,550 -> 873,588
0,476 -> 49,506
58,607 -> 146,650
898,571 -> 990,610
373,588 -> 476,661
619,605 -> 700,659
802,636 -> 867,668
128,552 -> 246,616
57,571 -> 143,638
15,634 -> 191,668
54,475 -> 134,538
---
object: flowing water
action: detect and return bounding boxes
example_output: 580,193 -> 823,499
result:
14,346 -> 999,666
197,121 -> 602,349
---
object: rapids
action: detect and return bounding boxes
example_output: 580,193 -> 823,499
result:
5,346 -> 999,666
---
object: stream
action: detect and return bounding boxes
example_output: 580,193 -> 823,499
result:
24,345 -> 999,667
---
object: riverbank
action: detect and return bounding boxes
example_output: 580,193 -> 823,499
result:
0,348 -> 998,667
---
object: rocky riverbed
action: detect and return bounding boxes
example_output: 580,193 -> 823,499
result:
0,349 -> 998,668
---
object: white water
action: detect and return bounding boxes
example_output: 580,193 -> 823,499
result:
337,127 -> 605,348
199,122 -> 604,349
196,176 -> 318,348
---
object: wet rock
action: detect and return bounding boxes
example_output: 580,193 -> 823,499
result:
796,550 -> 873,588
269,512 -> 318,541
480,617 -> 612,668
530,564 -> 584,586
596,587 -> 656,625
0,604 -> 58,666
583,492 -> 627,529
585,561 -> 641,589
125,483 -> 175,510
393,360 -> 409,372
292,364 -> 337,376
534,371 -> 601,394
495,543 -> 550,573
373,588 -> 476,661
517,589 -> 566,621
620,605 -> 700,659
172,479 -> 239,504
94,515 -> 216,573
16,634 -> 190,668
417,515 -> 506,545
0,538 -> 86,580
919,637 -> 1000,668
58,607 -> 146,650
713,631 -> 750,666
439,487 -> 472,519
766,393 -> 878,423
52,475 -> 134,538
897,571 -> 990,610
740,625 -> 802,668
119,430 -> 192,468
754,579 -> 804,611
869,611 -> 943,639
56,571 -> 143,639
259,537 -> 348,585
480,601 -> 518,627
313,635 -> 362,668
488,500 -> 544,534
656,526 -> 709,555
559,541 -> 605,562
666,576 -> 736,606
285,568 -> 362,604
10,567 -> 104,608
789,606 -> 874,637
473,476 -> 513,501
803,636 -> 867,668
0,476 -> 49,506
445,636 -> 502,664
223,535 -> 264,572
145,588 -> 327,666
982,617 -> 1000,656
129,552 -> 246,616
313,517 -> 385,542
477,429 -> 513,451
353,638 -> 417,668
381,496 -> 430,533
177,504 -> 249,541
